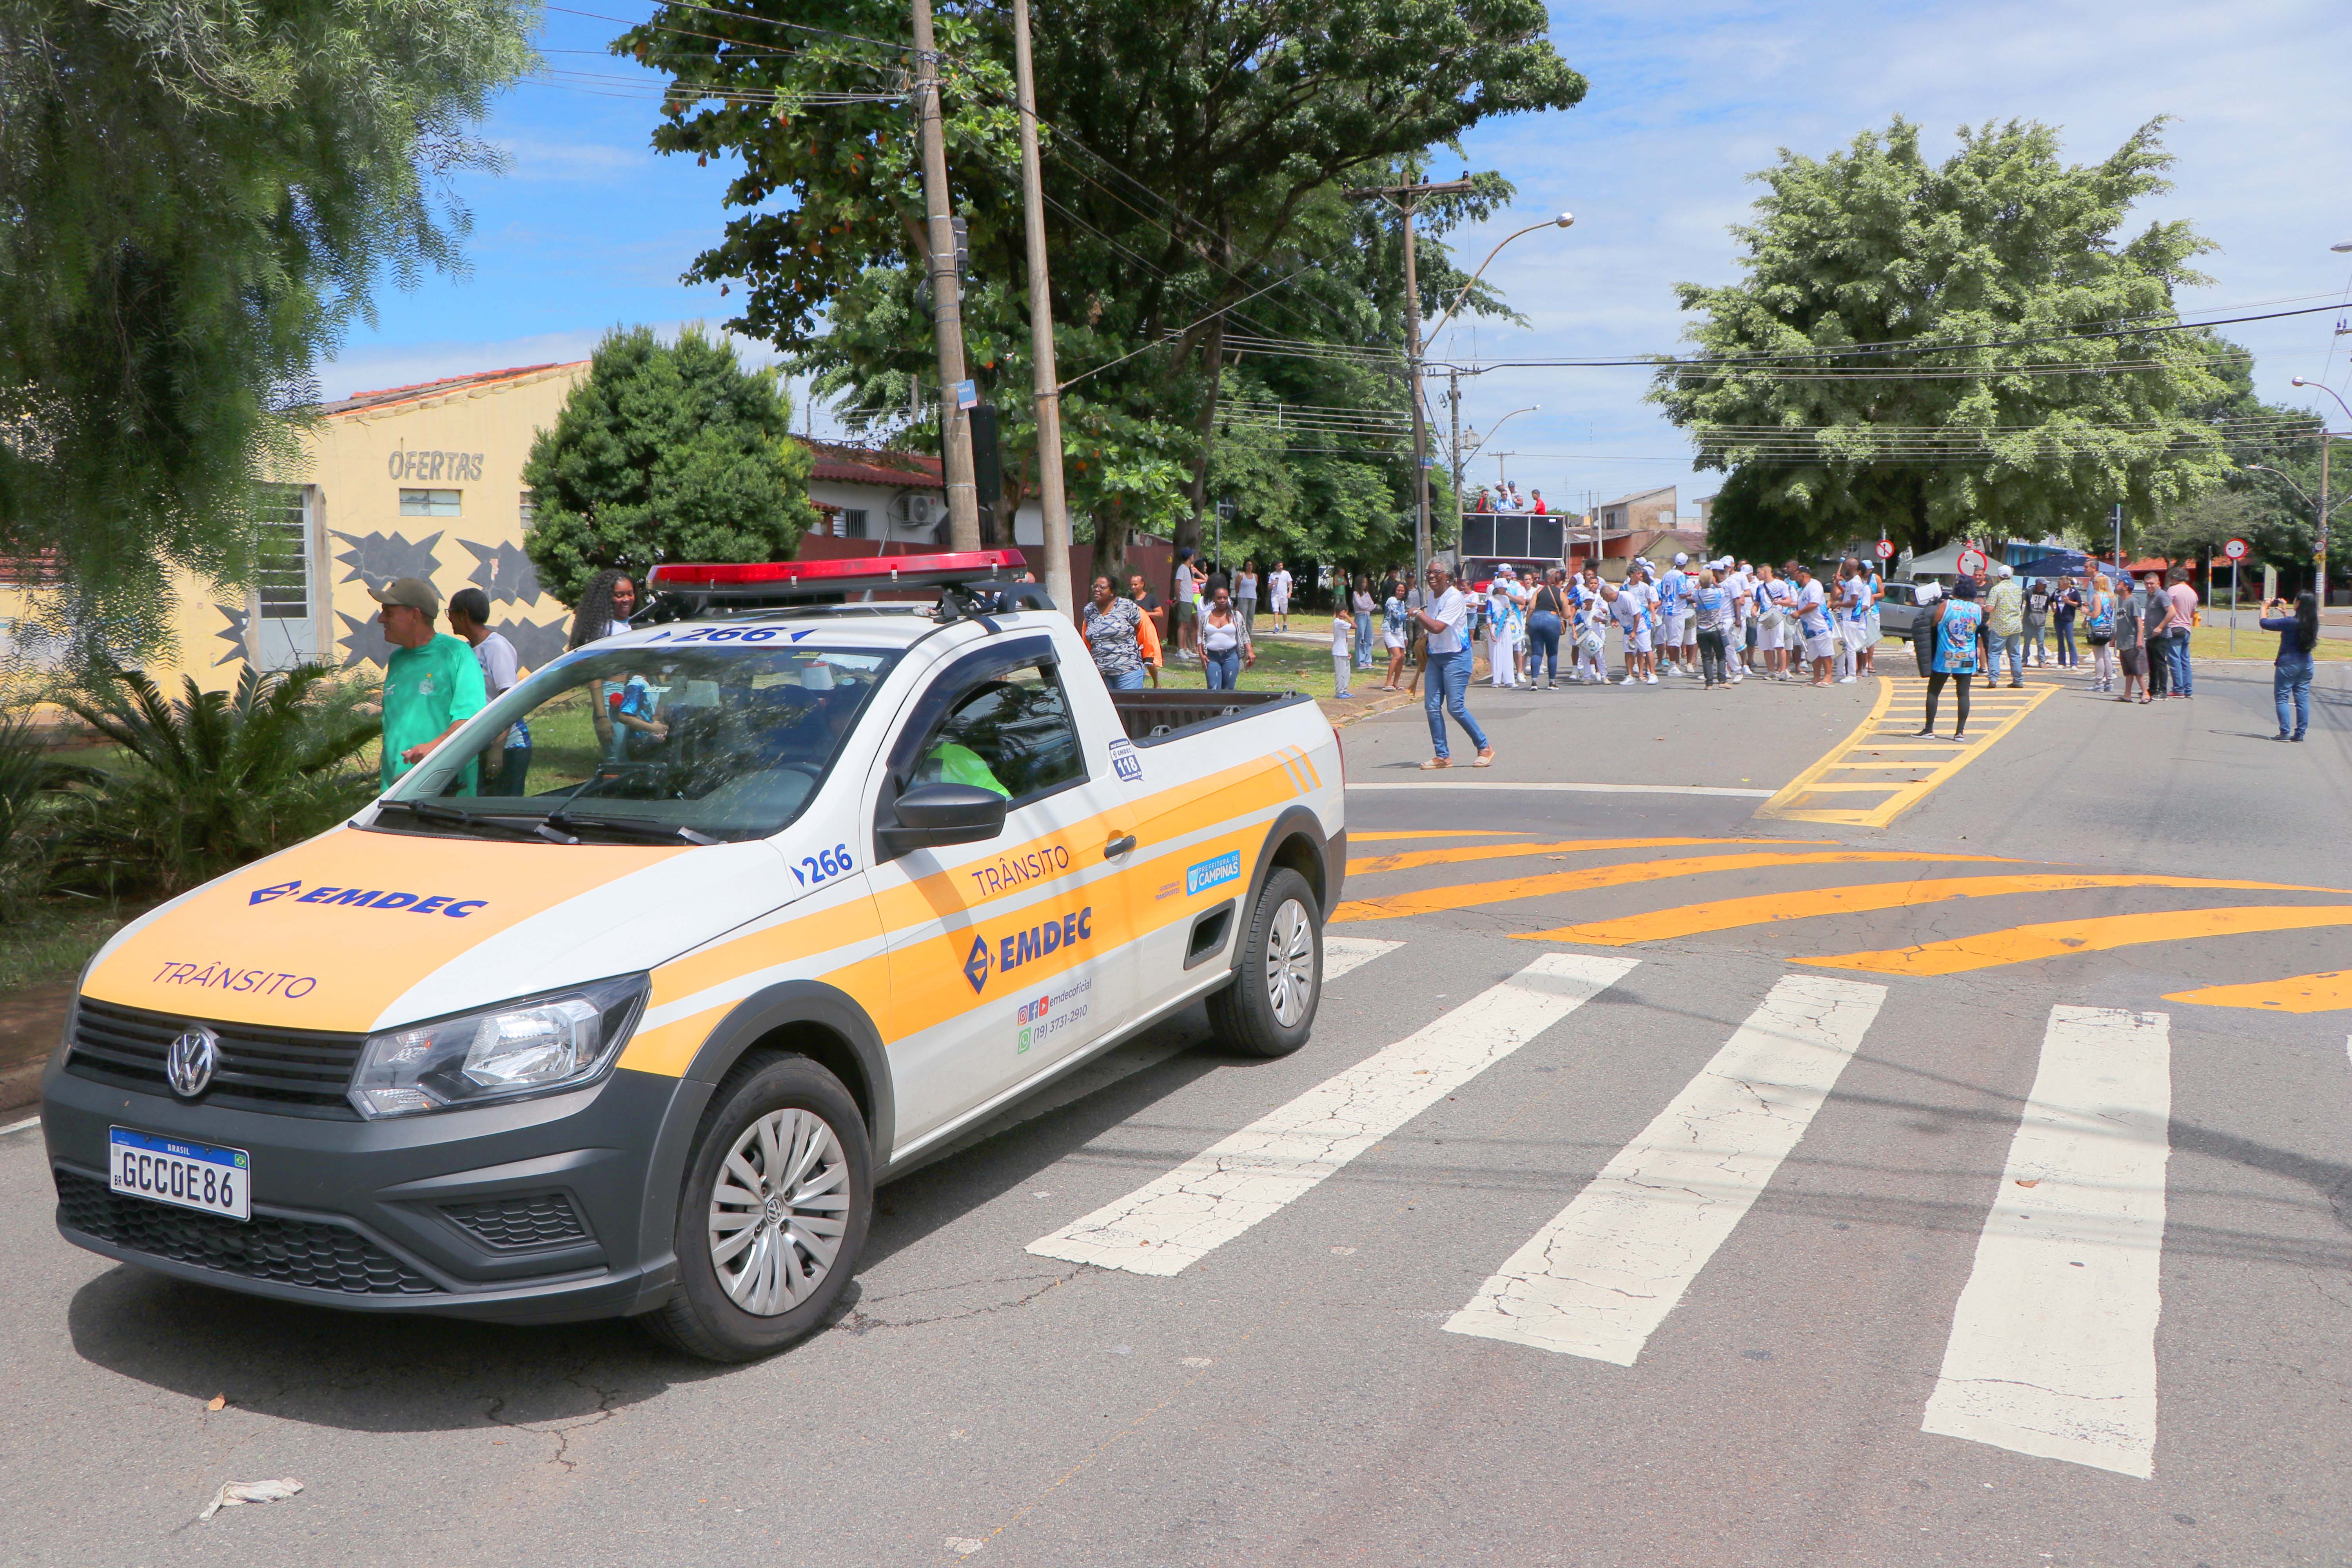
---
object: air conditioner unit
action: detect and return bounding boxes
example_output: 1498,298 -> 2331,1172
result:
890,493 -> 944,531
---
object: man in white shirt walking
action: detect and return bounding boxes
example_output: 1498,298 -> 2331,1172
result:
1412,562 -> 1494,769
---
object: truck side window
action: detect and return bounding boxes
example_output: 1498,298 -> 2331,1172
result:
910,664 -> 1086,805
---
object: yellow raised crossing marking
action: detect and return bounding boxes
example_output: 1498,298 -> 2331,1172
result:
1347,836 -> 1832,876
1798,905 -> 2352,977
2167,971 -> 2352,1013
1516,874 -> 2346,947
1756,675 -> 2062,828
1348,831 -> 1529,842
1330,850 -> 2015,925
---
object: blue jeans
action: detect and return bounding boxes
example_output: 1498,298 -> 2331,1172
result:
1423,649 -> 1490,759
2055,619 -> 2076,665
2168,629 -> 2192,694
2275,657 -> 2311,737
1993,632 -> 2025,682
1525,612 -> 1561,680
1108,664 -> 1148,690
1204,649 -> 1241,689
1354,611 -> 1374,668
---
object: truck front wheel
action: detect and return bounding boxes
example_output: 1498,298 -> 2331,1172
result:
1207,867 -> 1321,1058
646,1055 -> 871,1362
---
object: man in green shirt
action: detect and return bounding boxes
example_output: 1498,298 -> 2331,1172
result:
373,577 -> 487,793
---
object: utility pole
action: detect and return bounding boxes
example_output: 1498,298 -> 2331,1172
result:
1346,177 -> 1472,590
1448,367 -> 1463,562
910,0 -> 980,549
1008,0 -> 1070,611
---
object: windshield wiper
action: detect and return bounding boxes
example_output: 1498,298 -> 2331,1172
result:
373,799 -> 547,840
538,807 -> 721,847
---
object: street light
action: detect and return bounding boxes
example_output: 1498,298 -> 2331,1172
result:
1424,213 -> 1577,347
2289,376 -> 2350,601
2333,241 -> 2352,252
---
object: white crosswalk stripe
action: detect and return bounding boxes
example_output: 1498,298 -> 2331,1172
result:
1323,936 -> 1404,983
1443,973 -> 1886,1365
1921,1005 -> 2172,1479
1027,952 -> 1638,1276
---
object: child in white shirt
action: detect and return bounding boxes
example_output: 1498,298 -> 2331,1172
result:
1331,606 -> 1354,697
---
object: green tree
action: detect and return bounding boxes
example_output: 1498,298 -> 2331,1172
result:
1654,118 -> 2240,564
522,325 -> 822,605
616,0 -> 1578,581
0,0 -> 538,648
2139,347 -> 2330,586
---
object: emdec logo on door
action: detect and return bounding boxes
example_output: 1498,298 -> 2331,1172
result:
961,905 -> 1094,993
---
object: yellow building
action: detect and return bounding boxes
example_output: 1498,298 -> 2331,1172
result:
2,360 -> 590,691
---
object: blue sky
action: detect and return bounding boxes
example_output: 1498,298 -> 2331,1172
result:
323,0 -> 2352,517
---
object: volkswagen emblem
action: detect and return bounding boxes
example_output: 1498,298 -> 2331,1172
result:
165,1025 -> 220,1099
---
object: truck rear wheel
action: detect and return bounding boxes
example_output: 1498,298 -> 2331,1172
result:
1207,867 -> 1321,1058
646,1055 -> 871,1363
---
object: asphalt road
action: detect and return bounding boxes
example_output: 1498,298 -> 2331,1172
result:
5,652 -> 2350,1567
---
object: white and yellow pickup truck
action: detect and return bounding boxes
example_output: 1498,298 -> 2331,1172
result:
41,552 -> 1343,1359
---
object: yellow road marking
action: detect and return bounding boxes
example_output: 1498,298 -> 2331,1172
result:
1519,874 -> 2349,947
1799,905 -> 2352,977
1347,836 -> 1833,876
1330,851 -> 2015,924
1756,676 -> 2062,828
1348,830 -> 1529,842
2167,971 -> 2352,1013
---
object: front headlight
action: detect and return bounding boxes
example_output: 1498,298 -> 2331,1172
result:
348,973 -> 650,1119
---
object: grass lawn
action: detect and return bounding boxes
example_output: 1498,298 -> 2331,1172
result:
1156,636 -> 1409,700
0,901 -> 131,993
2189,626 -> 2349,661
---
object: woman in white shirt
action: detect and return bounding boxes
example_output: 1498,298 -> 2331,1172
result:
1199,586 -> 1254,691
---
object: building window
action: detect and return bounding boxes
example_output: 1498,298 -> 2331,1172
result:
256,485 -> 312,621
838,508 -> 870,540
519,489 -> 537,526
399,488 -> 463,517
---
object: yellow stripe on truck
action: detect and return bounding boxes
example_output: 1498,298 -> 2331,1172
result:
626,751 -> 1309,1076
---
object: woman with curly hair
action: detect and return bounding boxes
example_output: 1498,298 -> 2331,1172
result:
567,568 -> 637,753
567,568 -> 638,651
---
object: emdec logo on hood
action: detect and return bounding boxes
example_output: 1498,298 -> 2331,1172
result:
247,880 -> 487,917
962,905 -> 1093,993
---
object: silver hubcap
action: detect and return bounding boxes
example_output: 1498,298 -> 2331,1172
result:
1265,897 -> 1315,1028
708,1108 -> 850,1316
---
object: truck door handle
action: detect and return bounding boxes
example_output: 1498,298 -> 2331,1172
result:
1104,833 -> 1138,860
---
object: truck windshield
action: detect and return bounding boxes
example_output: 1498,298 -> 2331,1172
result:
378,642 -> 902,843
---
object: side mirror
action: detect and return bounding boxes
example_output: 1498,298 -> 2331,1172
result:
878,782 -> 1008,856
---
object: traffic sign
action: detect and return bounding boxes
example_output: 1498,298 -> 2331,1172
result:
1874,539 -> 1895,560
1956,547 -> 1989,576
2221,537 -> 2250,561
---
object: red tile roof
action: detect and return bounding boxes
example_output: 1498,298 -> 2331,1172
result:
323,362 -> 583,417
806,441 -> 944,490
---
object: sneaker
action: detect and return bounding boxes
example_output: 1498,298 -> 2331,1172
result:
1837,675 -> 1857,684
1910,727 -> 1937,738
1645,673 -> 1659,684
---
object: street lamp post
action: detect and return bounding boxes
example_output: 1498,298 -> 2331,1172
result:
1344,186 -> 1571,590
2290,376 -> 2349,603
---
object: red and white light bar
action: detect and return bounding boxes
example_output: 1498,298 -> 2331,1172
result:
648,550 -> 1029,595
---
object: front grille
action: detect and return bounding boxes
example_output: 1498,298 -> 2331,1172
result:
55,1169 -> 436,1296
67,999 -> 364,1118
440,1193 -> 588,1250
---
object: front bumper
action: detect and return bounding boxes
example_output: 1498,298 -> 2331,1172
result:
40,1052 -> 710,1324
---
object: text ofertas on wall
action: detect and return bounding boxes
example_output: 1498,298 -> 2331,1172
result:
387,450 -> 485,482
